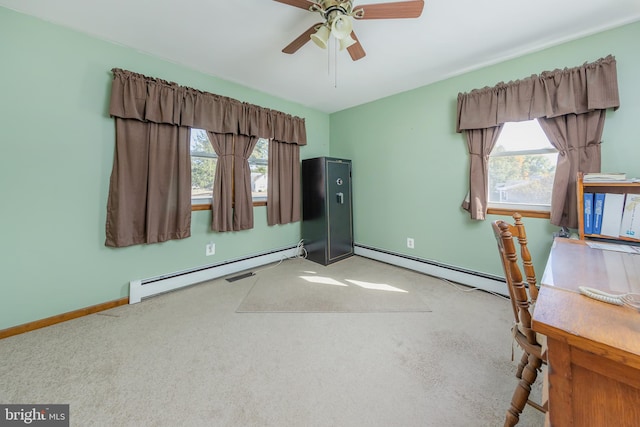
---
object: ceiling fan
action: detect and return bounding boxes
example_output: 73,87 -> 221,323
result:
274,0 -> 425,61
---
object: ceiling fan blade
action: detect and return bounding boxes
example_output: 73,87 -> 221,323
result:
272,0 -> 316,11
282,23 -> 322,54
347,31 -> 366,61
353,0 -> 424,20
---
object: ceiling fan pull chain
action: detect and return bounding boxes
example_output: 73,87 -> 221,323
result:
334,37 -> 339,88
327,39 -> 331,77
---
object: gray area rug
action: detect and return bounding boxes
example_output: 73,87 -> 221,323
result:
236,256 -> 432,313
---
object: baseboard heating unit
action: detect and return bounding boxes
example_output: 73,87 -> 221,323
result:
354,244 -> 507,297
129,246 -> 299,304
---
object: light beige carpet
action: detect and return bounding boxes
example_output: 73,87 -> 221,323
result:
0,255 -> 545,426
236,256 -> 432,313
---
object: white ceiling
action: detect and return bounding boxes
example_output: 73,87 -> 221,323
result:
2,0 -> 640,113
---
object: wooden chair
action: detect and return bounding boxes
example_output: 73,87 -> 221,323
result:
491,213 -> 547,427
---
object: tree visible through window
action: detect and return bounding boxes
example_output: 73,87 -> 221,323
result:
190,129 -> 268,205
488,120 -> 558,210
190,129 -> 217,204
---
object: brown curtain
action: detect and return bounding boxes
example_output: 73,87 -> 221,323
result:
456,55 -> 619,223
538,111 -> 605,227
105,119 -> 191,247
267,139 -> 301,226
208,132 -> 259,231
106,68 -> 307,245
234,135 -> 259,230
207,132 -> 234,232
109,69 -> 307,145
461,125 -> 504,220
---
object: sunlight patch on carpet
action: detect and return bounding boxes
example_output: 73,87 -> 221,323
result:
236,257 -> 431,313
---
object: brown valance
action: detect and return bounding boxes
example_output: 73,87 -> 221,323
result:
109,68 -> 307,145
456,55 -> 620,132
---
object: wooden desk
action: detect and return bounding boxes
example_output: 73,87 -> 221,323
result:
532,238 -> 640,426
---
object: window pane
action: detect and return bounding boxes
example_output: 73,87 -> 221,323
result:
190,129 -> 215,203
495,119 -> 553,152
488,120 -> 558,208
250,138 -> 268,199
190,128 -> 215,155
191,156 -> 216,202
488,153 -> 558,205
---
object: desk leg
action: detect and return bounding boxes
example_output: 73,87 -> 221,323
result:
546,337 -> 573,427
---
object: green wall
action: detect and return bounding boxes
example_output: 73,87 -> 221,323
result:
2,4 -> 639,331
330,21 -> 640,278
0,7 -> 330,330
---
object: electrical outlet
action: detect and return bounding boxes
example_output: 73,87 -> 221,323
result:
206,242 -> 216,256
407,238 -> 415,249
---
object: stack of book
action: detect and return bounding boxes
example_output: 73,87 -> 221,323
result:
584,192 -> 640,239
583,172 -> 627,182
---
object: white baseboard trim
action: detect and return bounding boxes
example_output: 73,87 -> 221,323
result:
354,244 -> 508,297
129,245 -> 300,304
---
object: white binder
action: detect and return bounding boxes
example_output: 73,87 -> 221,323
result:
600,193 -> 626,237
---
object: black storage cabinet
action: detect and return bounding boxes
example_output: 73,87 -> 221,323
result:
301,157 -> 353,265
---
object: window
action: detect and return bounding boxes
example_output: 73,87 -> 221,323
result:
249,137 -> 269,201
190,129 -> 269,207
488,120 -> 558,212
190,129 -> 217,205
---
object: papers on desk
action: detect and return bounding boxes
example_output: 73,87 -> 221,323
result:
586,241 -> 640,254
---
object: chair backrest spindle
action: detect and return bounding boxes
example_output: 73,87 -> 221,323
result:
512,213 -> 538,302
491,214 -> 540,347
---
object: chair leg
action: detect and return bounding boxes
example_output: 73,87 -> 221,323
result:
515,351 -> 528,379
504,353 -> 543,427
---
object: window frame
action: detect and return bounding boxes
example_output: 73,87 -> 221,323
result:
190,130 -> 269,211
486,120 -> 557,219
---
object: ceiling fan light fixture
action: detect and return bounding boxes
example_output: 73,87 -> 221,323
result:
310,25 -> 331,49
330,14 -> 353,40
276,0 -> 426,61
339,34 -> 357,51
